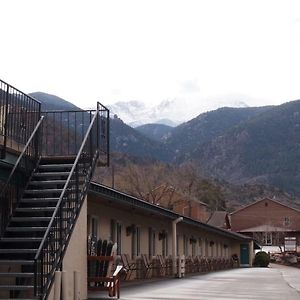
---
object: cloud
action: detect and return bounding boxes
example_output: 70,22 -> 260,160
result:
180,79 -> 201,94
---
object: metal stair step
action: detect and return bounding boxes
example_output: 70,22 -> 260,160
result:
0,260 -> 34,265
6,227 -> 47,232
38,164 -> 73,170
0,272 -> 34,277
11,217 -> 52,222
0,285 -> 34,290
20,197 -> 60,203
33,172 -> 70,177
2,298 -> 37,300
0,237 -> 42,242
0,249 -> 37,254
29,180 -> 67,186
15,207 -> 55,213
24,189 -> 63,194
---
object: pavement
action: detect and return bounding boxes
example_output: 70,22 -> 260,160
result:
88,264 -> 300,300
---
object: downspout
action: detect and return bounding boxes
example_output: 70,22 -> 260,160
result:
172,217 -> 183,276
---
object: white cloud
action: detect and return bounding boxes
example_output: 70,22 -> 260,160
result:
0,0 -> 300,110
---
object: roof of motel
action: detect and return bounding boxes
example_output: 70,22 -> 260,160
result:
89,182 -> 251,242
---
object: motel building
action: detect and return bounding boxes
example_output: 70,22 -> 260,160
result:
0,79 -> 253,300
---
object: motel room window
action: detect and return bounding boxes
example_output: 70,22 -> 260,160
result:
198,238 -> 202,256
110,219 -> 122,255
162,232 -> 169,257
116,223 -> 122,255
110,219 -> 116,242
131,225 -> 140,258
183,235 -> 188,256
87,215 -> 99,239
136,227 -> 141,257
148,228 -> 156,257
192,239 -> 196,257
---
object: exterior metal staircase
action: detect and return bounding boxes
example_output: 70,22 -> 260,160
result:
0,80 -> 109,299
0,160 -> 73,299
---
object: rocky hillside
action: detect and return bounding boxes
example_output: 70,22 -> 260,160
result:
30,91 -> 300,201
135,123 -> 173,141
189,100 -> 300,196
164,106 -> 272,162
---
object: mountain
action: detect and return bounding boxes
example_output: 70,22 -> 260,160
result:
164,106 -> 272,161
108,98 -> 249,127
110,116 -> 171,161
30,92 -> 80,111
29,91 -> 300,200
189,100 -> 300,196
135,123 -> 173,141
30,92 -> 170,160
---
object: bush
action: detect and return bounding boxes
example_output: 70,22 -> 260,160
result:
254,251 -> 270,267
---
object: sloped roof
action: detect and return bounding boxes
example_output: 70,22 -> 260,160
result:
230,197 -> 300,216
89,182 -> 250,242
207,211 -> 229,228
239,224 -> 295,233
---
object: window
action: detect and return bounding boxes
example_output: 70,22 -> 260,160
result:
183,235 -> 188,256
148,227 -> 156,257
136,227 -> 141,257
198,238 -> 202,256
110,219 -> 116,242
116,223 -> 122,255
192,239 -> 196,257
264,232 -> 272,245
284,217 -> 291,226
87,215 -> 99,239
162,232 -> 168,257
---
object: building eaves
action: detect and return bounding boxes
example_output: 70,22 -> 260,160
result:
89,182 -> 250,242
230,197 -> 300,216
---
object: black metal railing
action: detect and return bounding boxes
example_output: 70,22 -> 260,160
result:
34,102 -> 109,299
41,107 -> 109,163
0,116 -> 44,237
0,79 -> 41,156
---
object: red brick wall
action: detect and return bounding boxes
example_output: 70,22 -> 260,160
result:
231,199 -> 300,232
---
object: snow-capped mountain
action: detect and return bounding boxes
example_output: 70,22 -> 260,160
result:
108,97 -> 248,127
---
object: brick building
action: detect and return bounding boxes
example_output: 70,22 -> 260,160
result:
231,198 -> 300,247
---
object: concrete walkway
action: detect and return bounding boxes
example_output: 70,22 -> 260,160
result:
88,264 -> 300,300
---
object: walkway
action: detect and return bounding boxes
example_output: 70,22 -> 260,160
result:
88,264 -> 300,300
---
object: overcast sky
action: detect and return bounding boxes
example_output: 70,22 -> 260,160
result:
1,0 -> 300,110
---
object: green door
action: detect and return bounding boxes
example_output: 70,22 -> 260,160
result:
240,244 -> 249,265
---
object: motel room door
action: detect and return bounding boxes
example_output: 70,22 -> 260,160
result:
240,243 -> 250,266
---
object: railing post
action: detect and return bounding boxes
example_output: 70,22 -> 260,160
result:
34,105 -> 42,160
40,251 -> 44,297
107,109 -> 110,166
2,84 -> 9,158
34,259 -> 37,297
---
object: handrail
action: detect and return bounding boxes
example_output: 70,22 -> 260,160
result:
0,116 -> 44,198
0,78 -> 41,105
35,107 -> 98,259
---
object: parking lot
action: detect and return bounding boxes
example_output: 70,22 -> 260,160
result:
89,264 -> 300,300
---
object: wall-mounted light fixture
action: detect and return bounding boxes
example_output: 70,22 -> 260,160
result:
126,224 -> 136,236
159,230 -> 167,240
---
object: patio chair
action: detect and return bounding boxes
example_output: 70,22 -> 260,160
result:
157,255 -> 167,277
141,254 -> 155,279
87,240 -> 124,298
121,253 -> 137,280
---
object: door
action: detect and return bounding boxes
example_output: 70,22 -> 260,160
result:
240,243 -> 249,266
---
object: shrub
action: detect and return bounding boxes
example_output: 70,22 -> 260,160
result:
254,251 -> 270,267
